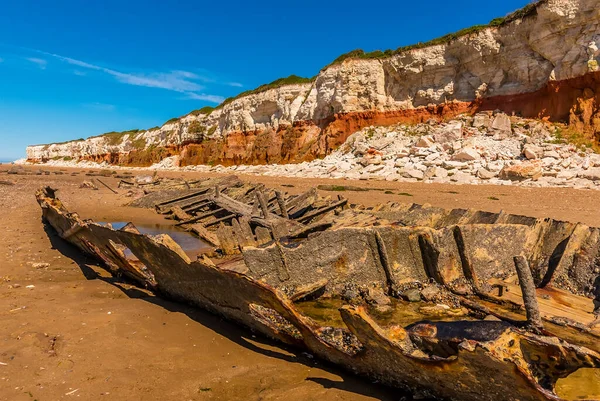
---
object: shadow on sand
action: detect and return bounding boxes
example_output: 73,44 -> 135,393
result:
43,220 -> 413,401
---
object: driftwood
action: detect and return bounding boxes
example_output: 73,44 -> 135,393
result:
95,178 -> 118,194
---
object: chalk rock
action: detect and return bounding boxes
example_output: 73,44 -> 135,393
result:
490,113 -> 512,135
523,145 -> 543,160
452,148 -> 480,162
544,150 -> 561,159
433,121 -> 463,143
472,113 -> 491,129
403,169 -> 425,180
415,136 -> 435,148
478,168 -> 498,180
557,170 -> 577,180
579,168 -> 600,181
499,162 -> 542,181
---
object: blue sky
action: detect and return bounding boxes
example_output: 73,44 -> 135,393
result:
0,0 -> 531,160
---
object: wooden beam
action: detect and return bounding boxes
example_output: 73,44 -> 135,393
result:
257,191 -> 269,218
175,208 -> 226,226
275,190 -> 289,219
155,188 -> 210,207
205,214 -> 236,228
514,255 -> 544,331
297,198 -> 347,223
95,178 -> 118,194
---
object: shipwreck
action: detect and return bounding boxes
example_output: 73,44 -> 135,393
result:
37,176 -> 600,400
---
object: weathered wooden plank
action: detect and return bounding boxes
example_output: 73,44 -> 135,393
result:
257,191 -> 270,218
232,218 -> 256,249
216,223 -> 237,255
168,206 -> 192,221
204,214 -> 236,228
297,198 -> 348,223
175,208 -> 225,226
275,190 -> 289,219
155,188 -> 211,208
238,217 -> 257,247
255,226 -> 272,246
189,224 -> 220,247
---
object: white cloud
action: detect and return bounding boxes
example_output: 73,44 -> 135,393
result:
36,50 -> 232,101
227,82 -> 243,88
73,70 -> 87,76
185,92 -> 225,103
108,70 -> 204,92
26,57 -> 47,69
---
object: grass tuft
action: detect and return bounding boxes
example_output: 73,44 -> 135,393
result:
216,75 -> 315,109
550,126 -> 600,152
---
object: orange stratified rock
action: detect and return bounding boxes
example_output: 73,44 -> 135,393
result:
477,71 -> 600,139
38,71 -> 600,168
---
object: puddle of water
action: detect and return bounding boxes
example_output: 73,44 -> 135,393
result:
555,368 -> 600,400
102,222 -> 212,260
296,297 -> 471,329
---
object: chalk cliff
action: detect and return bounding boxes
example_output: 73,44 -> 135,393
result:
27,0 -> 600,166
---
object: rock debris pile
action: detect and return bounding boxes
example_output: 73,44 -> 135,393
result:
188,112 -> 600,189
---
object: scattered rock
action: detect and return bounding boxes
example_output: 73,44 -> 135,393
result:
452,148 -> 480,162
523,144 -> 543,160
31,262 -> 50,269
544,150 -> 561,159
420,285 -> 441,302
499,162 -> 543,181
433,122 -> 463,143
415,136 -> 435,148
472,113 -> 491,129
135,175 -> 154,184
557,170 -> 577,180
365,288 -> 392,307
490,113 -> 512,135
403,169 -> 424,180
477,168 -> 497,180
79,181 -> 98,190
579,168 -> 600,181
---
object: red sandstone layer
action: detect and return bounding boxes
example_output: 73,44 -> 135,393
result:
69,71 -> 600,167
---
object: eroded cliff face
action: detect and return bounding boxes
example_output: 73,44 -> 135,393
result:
27,0 -> 600,166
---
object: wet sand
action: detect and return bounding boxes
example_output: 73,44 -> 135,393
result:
2,164 -> 600,400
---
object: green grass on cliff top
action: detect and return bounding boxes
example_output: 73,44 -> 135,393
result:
323,0 -> 543,69
215,75 -> 316,109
